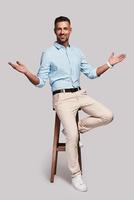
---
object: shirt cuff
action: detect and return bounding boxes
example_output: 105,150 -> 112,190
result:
90,68 -> 98,79
35,77 -> 45,88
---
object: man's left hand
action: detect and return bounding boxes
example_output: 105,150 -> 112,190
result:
108,52 -> 126,66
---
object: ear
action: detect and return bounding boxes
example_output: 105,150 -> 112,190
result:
70,27 -> 72,33
54,28 -> 56,34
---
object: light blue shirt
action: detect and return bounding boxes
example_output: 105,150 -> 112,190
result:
36,42 -> 98,91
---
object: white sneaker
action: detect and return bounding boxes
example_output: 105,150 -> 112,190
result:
62,129 -> 84,148
72,174 -> 88,192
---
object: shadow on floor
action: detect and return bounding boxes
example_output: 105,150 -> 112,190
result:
41,152 -> 71,185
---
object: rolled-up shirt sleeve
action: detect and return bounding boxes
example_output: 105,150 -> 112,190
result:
80,50 -> 98,79
35,52 -> 51,88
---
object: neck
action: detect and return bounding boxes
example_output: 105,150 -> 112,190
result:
57,40 -> 69,48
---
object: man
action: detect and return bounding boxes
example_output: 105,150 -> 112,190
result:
8,16 -> 126,192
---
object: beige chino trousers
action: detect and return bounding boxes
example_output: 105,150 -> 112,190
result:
52,88 -> 113,177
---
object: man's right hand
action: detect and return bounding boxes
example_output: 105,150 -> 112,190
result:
8,61 -> 40,86
8,61 -> 28,75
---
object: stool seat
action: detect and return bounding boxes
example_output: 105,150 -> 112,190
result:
50,109 -> 82,183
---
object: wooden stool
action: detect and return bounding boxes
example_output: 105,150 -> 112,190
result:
50,108 -> 82,183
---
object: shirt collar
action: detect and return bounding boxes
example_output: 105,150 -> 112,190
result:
54,41 -> 70,50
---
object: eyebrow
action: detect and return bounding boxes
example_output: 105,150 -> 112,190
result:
56,26 -> 69,29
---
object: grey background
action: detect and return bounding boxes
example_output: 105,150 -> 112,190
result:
0,0 -> 133,199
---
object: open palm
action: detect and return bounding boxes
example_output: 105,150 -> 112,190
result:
108,52 -> 126,66
8,61 -> 28,74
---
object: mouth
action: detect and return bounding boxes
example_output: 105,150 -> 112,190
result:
60,35 -> 65,38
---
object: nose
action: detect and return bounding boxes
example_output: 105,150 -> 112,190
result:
61,29 -> 64,34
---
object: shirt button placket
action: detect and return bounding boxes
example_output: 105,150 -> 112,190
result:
65,48 -> 74,87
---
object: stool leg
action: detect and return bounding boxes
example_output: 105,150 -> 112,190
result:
78,140 -> 82,173
76,111 -> 82,173
54,116 -> 60,174
54,152 -> 58,175
50,113 -> 60,183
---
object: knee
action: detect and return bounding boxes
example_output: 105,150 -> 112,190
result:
102,111 -> 114,124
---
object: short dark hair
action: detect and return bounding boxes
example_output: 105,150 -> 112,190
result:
54,16 -> 71,27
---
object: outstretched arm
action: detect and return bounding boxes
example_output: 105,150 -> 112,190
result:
8,61 -> 40,85
96,52 -> 126,76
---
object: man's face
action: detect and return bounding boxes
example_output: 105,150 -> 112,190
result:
54,21 -> 72,44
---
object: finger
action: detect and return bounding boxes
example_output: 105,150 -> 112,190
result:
110,52 -> 114,56
16,61 -> 22,65
109,52 -> 114,59
8,62 -> 14,67
118,54 -> 126,60
119,54 -> 126,58
8,62 -> 17,68
111,52 -> 114,56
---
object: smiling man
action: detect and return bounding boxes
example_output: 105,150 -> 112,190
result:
9,16 -> 126,192
55,19 -> 71,46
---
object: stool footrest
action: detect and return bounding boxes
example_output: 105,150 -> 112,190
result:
57,143 -> 66,151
